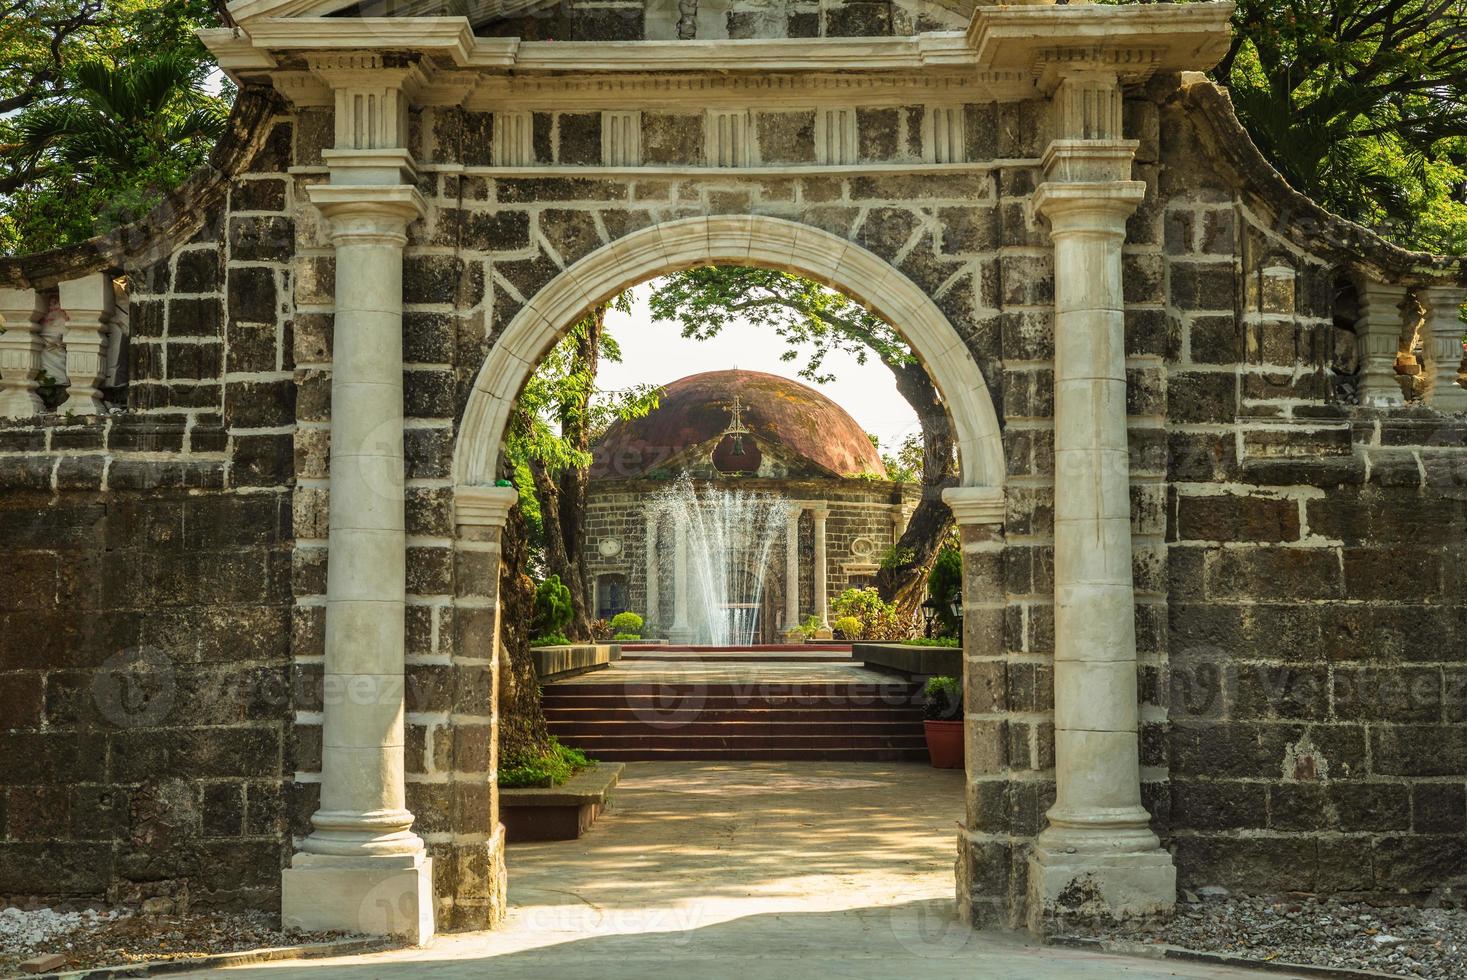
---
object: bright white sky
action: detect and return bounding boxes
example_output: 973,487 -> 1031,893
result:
598,283 -> 922,453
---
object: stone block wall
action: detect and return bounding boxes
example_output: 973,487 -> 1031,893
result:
0,115 -> 299,912
0,429 -> 293,911
1156,93 -> 1467,897
478,0 -> 967,43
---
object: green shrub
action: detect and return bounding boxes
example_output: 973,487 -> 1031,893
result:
530,632 -> 570,647
831,615 -> 863,640
879,545 -> 915,570
923,676 -> 963,721
609,611 -> 644,634
927,546 -> 963,637
903,636 -> 960,647
613,632 -> 641,641
498,737 -> 594,788
831,587 -> 910,641
589,618 -> 613,642
793,614 -> 824,639
532,575 -> 573,638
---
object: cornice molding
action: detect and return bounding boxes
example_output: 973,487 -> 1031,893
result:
967,2 -> 1235,79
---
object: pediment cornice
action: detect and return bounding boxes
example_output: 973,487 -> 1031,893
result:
203,2 -> 1236,107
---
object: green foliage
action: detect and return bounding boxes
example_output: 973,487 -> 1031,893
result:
903,636 -> 960,648
1,1 -> 230,254
830,587 -> 911,641
529,632 -> 570,648
927,546 -> 963,638
612,632 -> 641,641
609,611 -> 644,634
531,575 -> 573,639
879,545 -> 916,571
648,265 -> 914,385
1214,0 -> 1467,253
880,433 -> 924,484
923,676 -> 963,722
505,298 -> 658,480
794,614 -> 824,639
588,618 -> 613,643
498,737 -> 594,788
831,615 -> 864,640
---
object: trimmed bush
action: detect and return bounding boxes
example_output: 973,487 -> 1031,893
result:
613,632 -> 641,641
832,615 -> 863,640
609,611 -> 643,634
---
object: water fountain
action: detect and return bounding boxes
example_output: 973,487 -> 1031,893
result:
651,473 -> 786,645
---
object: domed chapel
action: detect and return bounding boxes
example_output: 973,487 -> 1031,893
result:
582,369 -> 921,641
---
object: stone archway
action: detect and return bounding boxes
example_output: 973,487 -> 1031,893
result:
448,214 -> 1010,926
453,215 -> 1005,492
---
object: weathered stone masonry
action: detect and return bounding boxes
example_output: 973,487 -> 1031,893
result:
0,0 -> 1464,941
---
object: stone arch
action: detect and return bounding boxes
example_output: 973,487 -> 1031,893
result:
453,214 -> 1005,491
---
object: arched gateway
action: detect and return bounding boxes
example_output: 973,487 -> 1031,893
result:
2,0 -> 1465,954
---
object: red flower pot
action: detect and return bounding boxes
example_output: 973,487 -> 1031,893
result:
924,719 -> 964,769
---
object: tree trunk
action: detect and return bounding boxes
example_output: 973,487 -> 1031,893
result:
526,305 -> 607,642
875,357 -> 958,622
555,307 -> 604,637
496,501 -> 550,760
528,455 -> 593,640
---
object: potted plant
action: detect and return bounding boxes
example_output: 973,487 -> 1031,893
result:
922,676 -> 963,769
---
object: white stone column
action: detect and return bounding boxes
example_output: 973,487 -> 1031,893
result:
281,53 -> 434,945
1027,75 -> 1174,926
1357,281 -> 1410,407
811,505 -> 832,638
56,274 -> 116,415
784,504 -> 801,638
668,513 -> 693,643
644,507 -> 661,630
0,288 -> 44,418
1421,286 -> 1467,411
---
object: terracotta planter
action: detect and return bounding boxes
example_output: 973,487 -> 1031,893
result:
924,719 -> 964,769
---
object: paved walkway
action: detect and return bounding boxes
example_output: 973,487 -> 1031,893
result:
192,761 -> 1292,979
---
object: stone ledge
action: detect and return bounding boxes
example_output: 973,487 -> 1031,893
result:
529,643 -> 620,679
854,642 -> 962,678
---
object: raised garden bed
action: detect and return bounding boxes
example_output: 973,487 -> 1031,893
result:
500,762 -> 625,842
852,642 -> 962,678
529,643 -> 620,679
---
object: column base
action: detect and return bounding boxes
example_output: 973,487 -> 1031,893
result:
282,852 -> 435,944
1433,380 -> 1467,412
1026,843 -> 1175,934
59,392 -> 104,415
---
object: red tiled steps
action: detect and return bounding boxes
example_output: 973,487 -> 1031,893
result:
542,681 -> 928,762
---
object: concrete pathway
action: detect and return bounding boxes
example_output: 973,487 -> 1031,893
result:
199,762 -> 1292,980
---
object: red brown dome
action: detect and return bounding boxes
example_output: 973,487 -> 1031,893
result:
591,369 -> 886,481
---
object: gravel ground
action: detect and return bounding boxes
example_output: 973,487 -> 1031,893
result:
0,905 -> 352,975
1066,893 -> 1467,979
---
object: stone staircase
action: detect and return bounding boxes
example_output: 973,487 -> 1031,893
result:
542,677 -> 929,761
